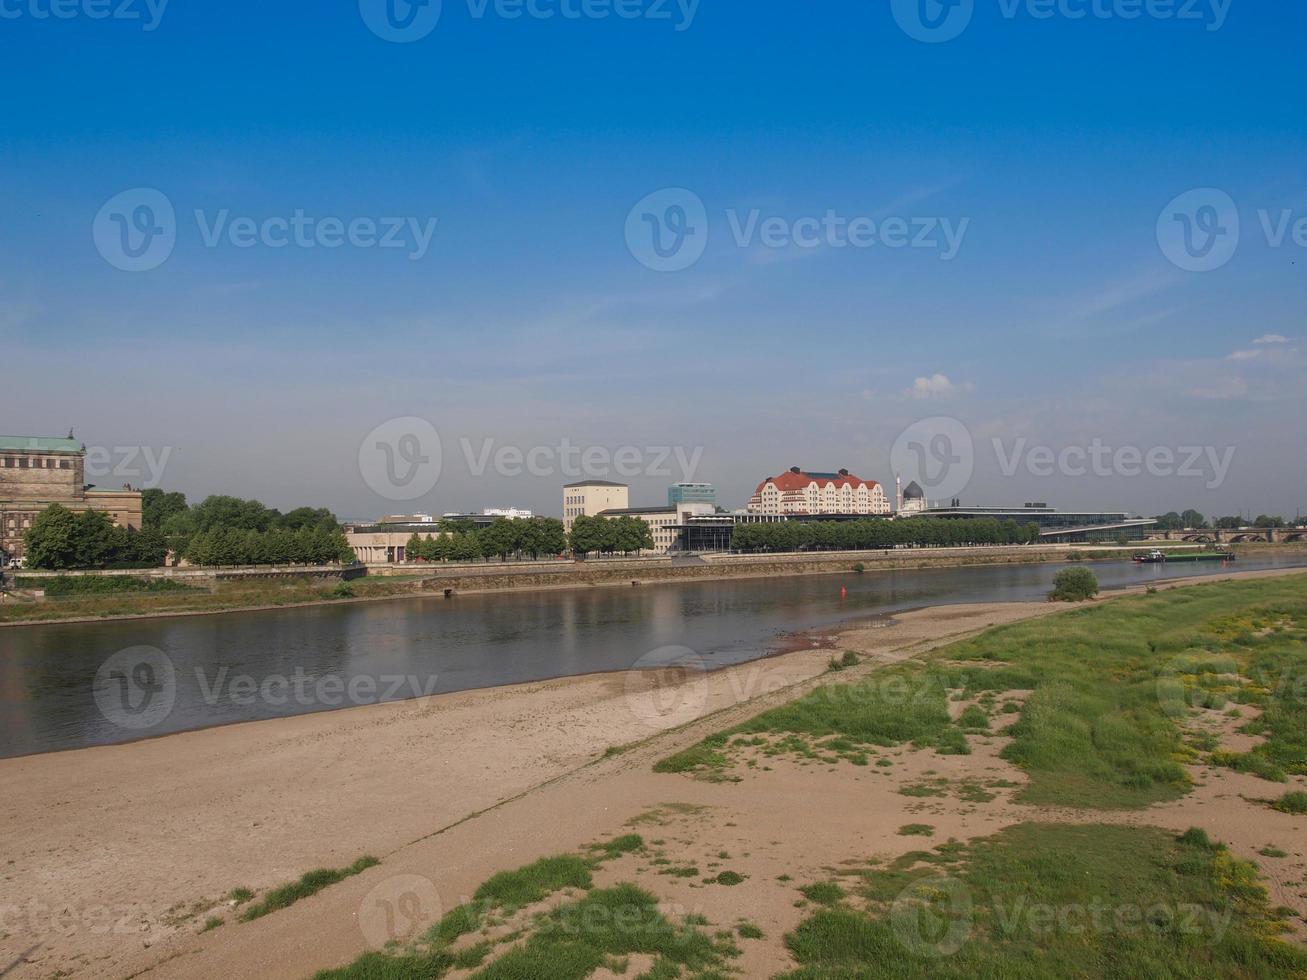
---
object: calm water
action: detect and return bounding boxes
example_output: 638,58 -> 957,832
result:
2,555 -> 1302,758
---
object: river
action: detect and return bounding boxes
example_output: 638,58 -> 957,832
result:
1,555 -> 1302,758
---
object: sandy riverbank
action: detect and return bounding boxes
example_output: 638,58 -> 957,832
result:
2,567 -> 1303,979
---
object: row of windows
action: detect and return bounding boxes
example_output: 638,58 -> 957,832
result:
2,456 -> 74,470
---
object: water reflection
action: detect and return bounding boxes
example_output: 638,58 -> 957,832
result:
1,555 -> 1301,757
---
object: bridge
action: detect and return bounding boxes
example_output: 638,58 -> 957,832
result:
1147,527 -> 1306,544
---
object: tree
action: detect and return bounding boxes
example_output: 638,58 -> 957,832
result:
406,532 -> 426,562
1153,512 -> 1184,531
478,518 -> 519,561
1253,515 -> 1286,528
278,507 -> 339,532
1214,516 -> 1243,530
1180,509 -> 1207,529
569,515 -> 607,557
140,489 -> 188,530
23,504 -> 80,570
1049,567 -> 1098,602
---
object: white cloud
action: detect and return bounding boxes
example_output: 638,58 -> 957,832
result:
1227,349 -> 1262,361
904,374 -> 973,400
1252,334 -> 1289,345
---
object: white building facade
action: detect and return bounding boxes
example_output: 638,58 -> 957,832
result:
748,468 -> 890,516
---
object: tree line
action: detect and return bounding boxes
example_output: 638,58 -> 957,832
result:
730,517 -> 1043,553
20,490 -> 354,570
1152,510 -> 1306,530
404,515 -> 652,563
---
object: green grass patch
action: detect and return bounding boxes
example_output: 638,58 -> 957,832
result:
472,884 -> 735,980
898,824 -> 935,837
589,834 -> 644,860
1272,791 -> 1307,814
473,855 -> 593,911
241,856 -> 379,921
779,822 -> 1307,979
799,882 -> 845,905
737,921 -> 764,939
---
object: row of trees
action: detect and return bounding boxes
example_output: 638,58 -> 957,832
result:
730,517 -> 1042,553
140,489 -> 343,556
22,505 -> 169,571
568,515 -> 655,557
182,526 -> 355,567
405,515 -> 653,563
21,491 -> 356,571
1153,510 -> 1306,530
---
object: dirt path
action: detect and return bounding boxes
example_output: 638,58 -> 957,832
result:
2,568 -> 1303,979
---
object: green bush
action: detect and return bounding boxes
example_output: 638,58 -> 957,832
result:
1272,791 -> 1307,814
1049,567 -> 1099,602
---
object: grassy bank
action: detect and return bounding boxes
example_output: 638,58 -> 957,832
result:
780,823 -> 1305,978
0,574 -> 428,625
657,574 -> 1307,809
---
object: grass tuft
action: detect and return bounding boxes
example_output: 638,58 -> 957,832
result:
241,856 -> 379,922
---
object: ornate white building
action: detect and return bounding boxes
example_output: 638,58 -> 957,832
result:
895,476 -> 927,514
747,468 -> 890,516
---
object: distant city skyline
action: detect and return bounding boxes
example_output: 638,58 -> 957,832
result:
4,4 -> 1304,520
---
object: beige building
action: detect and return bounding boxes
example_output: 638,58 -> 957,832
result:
748,467 -> 890,516
562,480 -> 629,533
597,502 -> 715,555
0,435 -> 143,561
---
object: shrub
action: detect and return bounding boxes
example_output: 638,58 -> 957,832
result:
851,562 -> 865,573
1272,791 -> 1307,815
1049,567 -> 1098,602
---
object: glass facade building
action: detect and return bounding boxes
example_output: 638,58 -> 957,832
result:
668,483 -> 716,507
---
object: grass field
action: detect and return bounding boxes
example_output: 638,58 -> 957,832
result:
779,823 -> 1307,978
657,575 -> 1307,809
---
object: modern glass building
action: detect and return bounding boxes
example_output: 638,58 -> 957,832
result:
668,483 -> 716,507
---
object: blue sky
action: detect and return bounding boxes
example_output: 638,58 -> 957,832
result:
3,0 -> 1305,521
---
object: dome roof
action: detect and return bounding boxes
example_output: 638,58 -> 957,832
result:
902,481 -> 925,499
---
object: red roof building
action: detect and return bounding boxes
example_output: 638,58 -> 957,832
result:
747,467 -> 890,516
